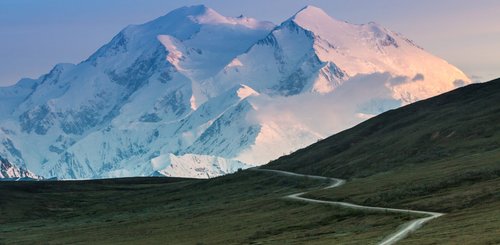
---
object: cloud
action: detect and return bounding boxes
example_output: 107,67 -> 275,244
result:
240,72 -> 407,163
247,72 -> 403,136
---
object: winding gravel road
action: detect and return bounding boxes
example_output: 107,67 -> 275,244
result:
253,168 -> 444,245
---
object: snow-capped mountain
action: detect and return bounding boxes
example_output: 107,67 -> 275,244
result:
0,155 -> 41,180
0,5 -> 470,179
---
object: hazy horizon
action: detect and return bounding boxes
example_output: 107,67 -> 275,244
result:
1,0 -> 499,86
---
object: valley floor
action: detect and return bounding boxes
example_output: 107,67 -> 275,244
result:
1,152 -> 498,244
1,171 -> 412,245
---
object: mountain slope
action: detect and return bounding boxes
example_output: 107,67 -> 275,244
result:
0,5 -> 274,179
0,156 -> 41,180
266,78 -> 500,244
0,5 -> 470,179
267,78 -> 500,178
215,5 -> 468,98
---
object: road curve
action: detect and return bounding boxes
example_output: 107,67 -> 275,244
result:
252,168 -> 444,245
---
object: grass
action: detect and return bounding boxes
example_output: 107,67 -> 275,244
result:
0,171 -> 410,244
264,78 -> 500,244
302,151 -> 500,244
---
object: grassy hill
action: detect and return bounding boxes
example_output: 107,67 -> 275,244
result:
267,78 -> 500,179
0,170 -> 410,244
267,78 -> 500,244
1,78 -> 499,244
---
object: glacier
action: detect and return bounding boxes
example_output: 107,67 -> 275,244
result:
0,5 -> 470,179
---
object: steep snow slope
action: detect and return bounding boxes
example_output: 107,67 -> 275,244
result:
151,153 -> 250,178
0,5 -> 274,179
0,5 -> 470,179
216,6 -> 468,99
0,156 -> 41,180
204,5 -> 470,165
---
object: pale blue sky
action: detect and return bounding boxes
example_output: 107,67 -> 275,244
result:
1,0 -> 499,86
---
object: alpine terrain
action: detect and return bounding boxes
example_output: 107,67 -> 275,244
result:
0,156 -> 41,180
0,5 -> 470,179
1,78 -> 498,244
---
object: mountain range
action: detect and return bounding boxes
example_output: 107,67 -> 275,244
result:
0,5 -> 469,179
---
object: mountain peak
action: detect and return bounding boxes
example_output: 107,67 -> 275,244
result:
290,5 -> 347,34
295,5 -> 328,16
293,5 -> 339,22
169,4 -> 212,17
150,5 -> 273,29
153,4 -> 225,25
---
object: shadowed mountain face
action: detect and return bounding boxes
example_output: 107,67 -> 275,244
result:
0,5 -> 469,179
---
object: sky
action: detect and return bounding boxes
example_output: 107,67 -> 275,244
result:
0,0 -> 499,86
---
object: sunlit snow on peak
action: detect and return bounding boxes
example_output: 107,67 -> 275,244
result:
0,5 -> 471,180
236,84 -> 259,99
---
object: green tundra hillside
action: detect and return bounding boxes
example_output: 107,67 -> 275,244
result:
267,78 -> 500,244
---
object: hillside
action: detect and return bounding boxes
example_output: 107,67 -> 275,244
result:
267,78 -> 500,244
267,78 -> 500,178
